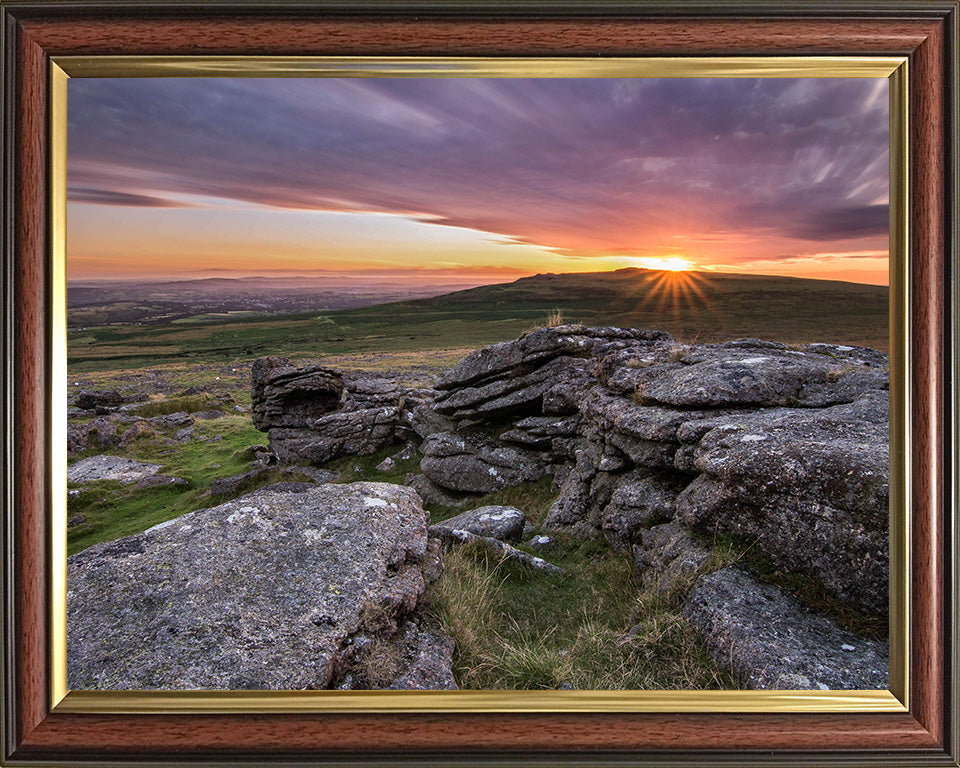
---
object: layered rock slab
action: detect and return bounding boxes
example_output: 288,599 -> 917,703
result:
683,567 -> 888,690
68,482 -> 447,690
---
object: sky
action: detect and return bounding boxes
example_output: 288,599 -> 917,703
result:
67,77 -> 890,285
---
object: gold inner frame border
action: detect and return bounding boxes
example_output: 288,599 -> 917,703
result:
48,55 -> 910,715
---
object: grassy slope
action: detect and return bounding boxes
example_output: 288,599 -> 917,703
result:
67,268 -> 889,372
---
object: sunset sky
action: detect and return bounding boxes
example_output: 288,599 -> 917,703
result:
67,77 -> 890,285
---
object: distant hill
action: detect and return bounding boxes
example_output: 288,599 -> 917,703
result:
343,267 -> 889,351
67,267 -> 889,372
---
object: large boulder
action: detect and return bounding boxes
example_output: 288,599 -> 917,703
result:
683,567 -> 888,690
676,393 -> 888,616
430,505 -> 526,543
268,406 -> 399,465
67,482 -> 453,690
420,432 -> 547,493
250,356 -> 343,431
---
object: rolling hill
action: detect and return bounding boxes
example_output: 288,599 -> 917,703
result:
67,268 -> 889,372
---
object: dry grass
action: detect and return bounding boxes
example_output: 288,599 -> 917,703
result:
545,308 -> 565,328
424,531 -> 738,690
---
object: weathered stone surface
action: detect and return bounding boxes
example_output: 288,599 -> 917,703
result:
136,474 -> 188,490
680,393 -> 888,512
251,356 -> 343,431
269,407 -> 398,465
632,521 -> 712,594
341,375 -> 401,410
403,473 -> 477,510
432,527 -> 566,576
434,355 -> 589,421
76,390 -> 123,411
614,345 -> 886,409
118,421 -> 156,447
80,416 -> 121,450
601,471 -> 684,550
208,466 -> 270,497
435,325 -> 672,391
149,412 -> 193,429
257,481 -> 312,494
67,424 -> 87,455
543,439 -> 606,537
68,455 -> 161,485
385,623 -> 458,690
431,505 -> 526,543
676,393 -> 888,616
499,416 -> 580,450
192,409 -> 228,421
420,432 -> 547,493
401,402 -> 455,439
683,568 -> 889,690
68,483 -> 439,690
174,426 -> 195,442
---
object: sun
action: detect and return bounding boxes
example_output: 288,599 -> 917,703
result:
633,256 -> 695,272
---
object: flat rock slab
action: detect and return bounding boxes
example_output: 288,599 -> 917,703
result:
683,567 -> 888,690
67,455 -> 162,485
68,482 -> 432,690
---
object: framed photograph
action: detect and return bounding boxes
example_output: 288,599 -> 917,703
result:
2,1 -> 957,766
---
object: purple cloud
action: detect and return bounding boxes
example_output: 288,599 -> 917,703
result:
67,77 -> 889,255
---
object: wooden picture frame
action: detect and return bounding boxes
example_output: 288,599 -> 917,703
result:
1,1 -> 957,765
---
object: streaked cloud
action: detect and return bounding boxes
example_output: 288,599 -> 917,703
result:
67,77 -> 889,283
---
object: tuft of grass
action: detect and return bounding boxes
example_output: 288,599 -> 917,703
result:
545,308 -> 565,328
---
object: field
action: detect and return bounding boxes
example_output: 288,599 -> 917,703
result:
68,268 -> 889,373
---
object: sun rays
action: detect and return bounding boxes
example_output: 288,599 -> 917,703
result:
622,265 -> 717,328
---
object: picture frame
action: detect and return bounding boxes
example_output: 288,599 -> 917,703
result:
1,1 -> 957,765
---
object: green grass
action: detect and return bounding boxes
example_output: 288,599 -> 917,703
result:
417,476 -> 736,690
67,414 -> 271,554
426,533 -> 736,690
132,394 -> 225,417
66,268 -> 889,373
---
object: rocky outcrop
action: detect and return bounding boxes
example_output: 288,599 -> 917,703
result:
251,357 -> 434,465
239,326 -> 890,690
67,483 -> 455,690
250,356 -> 344,430
541,337 -> 889,618
683,568 -> 888,690
75,389 -> 124,411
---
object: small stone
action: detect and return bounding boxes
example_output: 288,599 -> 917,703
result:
528,535 -> 556,551
376,457 -> 396,472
